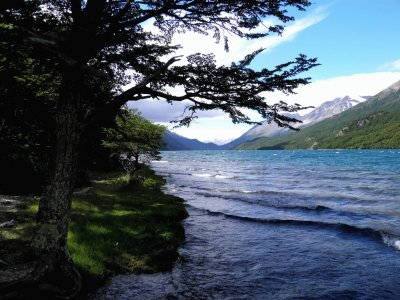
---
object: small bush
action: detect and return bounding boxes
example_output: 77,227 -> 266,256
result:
128,165 -> 165,189
143,178 -> 161,189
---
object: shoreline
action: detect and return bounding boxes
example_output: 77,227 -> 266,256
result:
0,168 -> 188,299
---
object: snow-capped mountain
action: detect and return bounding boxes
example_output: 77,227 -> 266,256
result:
223,95 -> 370,149
203,138 -> 235,146
302,95 -> 369,125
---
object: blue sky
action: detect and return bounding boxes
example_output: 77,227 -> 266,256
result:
259,0 -> 400,80
130,0 -> 400,143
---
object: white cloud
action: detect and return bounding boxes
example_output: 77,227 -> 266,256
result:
128,99 -> 225,122
264,72 -> 400,110
161,116 -> 254,142
379,59 -> 400,71
238,5 -> 329,60
166,6 -> 328,66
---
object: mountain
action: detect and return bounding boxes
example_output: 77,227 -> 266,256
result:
162,130 -> 220,150
301,95 -> 369,125
236,80 -> 400,150
223,95 -> 368,149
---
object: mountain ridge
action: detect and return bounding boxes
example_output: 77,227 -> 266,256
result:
162,130 -> 221,150
236,80 -> 400,150
223,95 -> 369,149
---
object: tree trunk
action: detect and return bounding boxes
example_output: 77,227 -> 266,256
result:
31,72 -> 82,258
21,70 -> 85,299
0,71 -> 84,298
134,152 -> 139,170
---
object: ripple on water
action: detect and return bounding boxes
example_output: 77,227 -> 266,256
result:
101,150 -> 400,299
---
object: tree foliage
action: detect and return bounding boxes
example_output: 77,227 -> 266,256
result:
0,31 -> 57,193
1,0 -> 318,127
102,109 -> 165,174
0,31 -> 118,192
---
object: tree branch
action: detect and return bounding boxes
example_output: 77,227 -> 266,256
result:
111,55 -> 182,107
124,0 -> 203,28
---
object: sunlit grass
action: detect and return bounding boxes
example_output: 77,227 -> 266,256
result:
0,222 -> 36,240
67,167 -> 187,280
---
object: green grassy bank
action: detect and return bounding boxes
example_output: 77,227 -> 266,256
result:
0,166 -> 188,296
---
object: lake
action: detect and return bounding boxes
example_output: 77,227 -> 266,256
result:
97,150 -> 400,299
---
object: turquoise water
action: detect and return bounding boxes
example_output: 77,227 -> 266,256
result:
155,150 -> 400,241
97,150 -> 400,299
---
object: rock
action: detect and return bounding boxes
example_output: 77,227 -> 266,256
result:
0,220 -> 17,228
73,187 -> 92,195
357,119 -> 370,127
336,127 -> 349,137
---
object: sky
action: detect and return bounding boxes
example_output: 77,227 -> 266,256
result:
129,0 -> 400,143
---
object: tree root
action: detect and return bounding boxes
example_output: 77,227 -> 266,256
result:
0,252 -> 81,299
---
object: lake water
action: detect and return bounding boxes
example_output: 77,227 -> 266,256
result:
97,150 -> 400,299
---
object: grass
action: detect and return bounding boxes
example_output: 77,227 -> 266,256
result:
68,167 -> 188,280
0,166 -> 188,294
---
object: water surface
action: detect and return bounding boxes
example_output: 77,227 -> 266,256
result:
98,150 -> 400,299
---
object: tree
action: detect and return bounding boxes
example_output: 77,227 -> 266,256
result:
0,29 -> 118,193
102,108 -> 165,174
0,32 -> 57,194
0,0 -> 318,296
